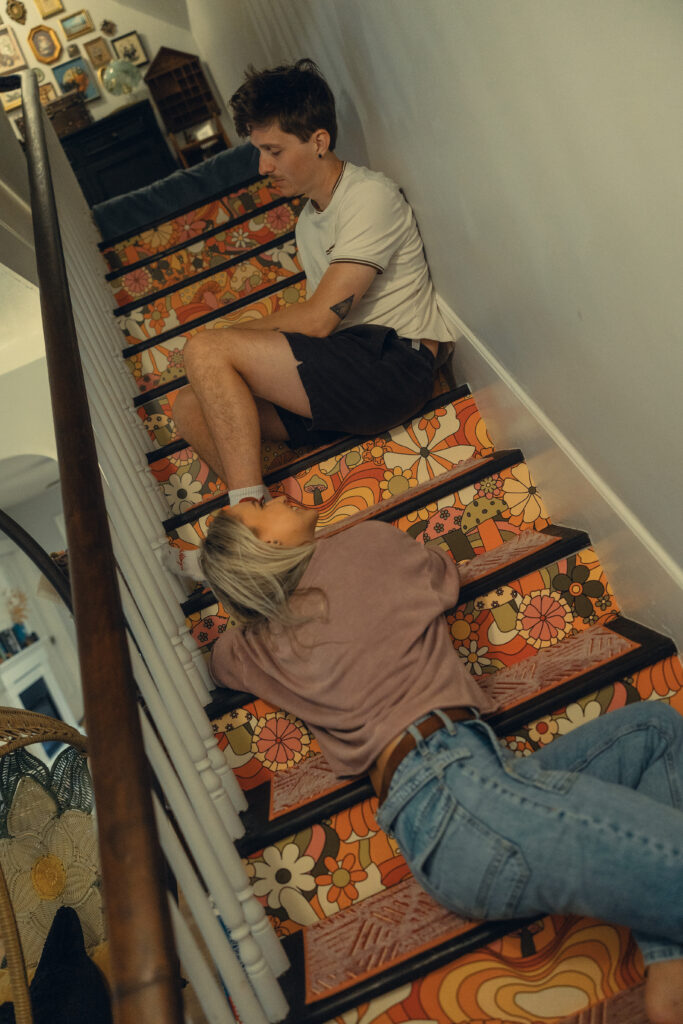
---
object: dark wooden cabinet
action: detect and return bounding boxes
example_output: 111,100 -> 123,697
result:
59,100 -> 178,206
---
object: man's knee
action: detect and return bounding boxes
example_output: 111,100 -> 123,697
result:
183,328 -> 240,381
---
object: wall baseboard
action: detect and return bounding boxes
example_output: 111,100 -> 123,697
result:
439,299 -> 683,649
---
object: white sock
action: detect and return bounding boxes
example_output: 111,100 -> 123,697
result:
160,544 -> 205,582
228,484 -> 271,505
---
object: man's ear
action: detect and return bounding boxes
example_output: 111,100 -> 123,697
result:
312,128 -> 331,157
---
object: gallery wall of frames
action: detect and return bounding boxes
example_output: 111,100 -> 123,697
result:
0,0 -> 197,135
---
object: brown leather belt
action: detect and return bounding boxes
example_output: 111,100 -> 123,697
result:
373,707 -> 475,806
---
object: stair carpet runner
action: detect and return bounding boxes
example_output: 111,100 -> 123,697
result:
102,174 -> 683,1024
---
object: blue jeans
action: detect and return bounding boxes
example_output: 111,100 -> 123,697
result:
375,702 -> 683,966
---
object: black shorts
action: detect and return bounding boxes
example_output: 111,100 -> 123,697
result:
274,324 -> 436,449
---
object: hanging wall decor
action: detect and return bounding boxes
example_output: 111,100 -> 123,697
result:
1,84 -> 21,109
100,20 -> 116,36
111,30 -> 147,66
28,23 -> 61,63
83,35 -> 110,70
53,54 -> 100,101
38,80 -> 56,104
34,0 -> 64,16
5,1 -> 26,25
0,23 -> 25,70
60,9 -> 94,40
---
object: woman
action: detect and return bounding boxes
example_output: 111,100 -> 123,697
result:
202,496 -> 683,1024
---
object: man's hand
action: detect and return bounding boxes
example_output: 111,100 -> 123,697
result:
240,261 -> 377,336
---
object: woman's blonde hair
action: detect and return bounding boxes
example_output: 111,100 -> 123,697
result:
200,511 -> 320,631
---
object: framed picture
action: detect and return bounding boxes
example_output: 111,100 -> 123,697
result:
53,55 -> 100,101
34,0 -> 64,16
1,86 -> 22,111
0,25 -> 26,71
111,30 -> 147,66
39,81 -> 57,105
67,43 -> 79,57
28,24 -> 61,63
83,35 -> 110,70
60,9 -> 94,40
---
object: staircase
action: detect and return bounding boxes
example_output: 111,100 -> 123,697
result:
98,170 -> 682,1024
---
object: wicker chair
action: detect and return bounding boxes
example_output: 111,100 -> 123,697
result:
0,709 -> 88,1024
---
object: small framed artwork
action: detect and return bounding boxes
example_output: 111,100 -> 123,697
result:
60,9 -> 94,41
28,24 -> 61,63
67,43 -> 79,57
53,55 -> 100,101
34,0 -> 64,16
1,86 -> 22,111
83,35 -> 110,70
0,25 -> 26,71
38,81 -> 57,105
112,30 -> 147,66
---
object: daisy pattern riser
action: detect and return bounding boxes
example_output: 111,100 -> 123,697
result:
161,388 -> 497,538
242,651 -> 679,933
126,279 -> 308,400
99,175 -> 287,271
181,452 -> 556,624
109,196 -> 305,306
239,654 -> 681,1023
215,617 -> 674,855
115,239 -> 304,346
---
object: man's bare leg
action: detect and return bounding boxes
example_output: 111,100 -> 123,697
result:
177,325 -> 311,489
173,386 -> 289,483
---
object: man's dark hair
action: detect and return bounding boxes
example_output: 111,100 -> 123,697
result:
230,58 -> 338,149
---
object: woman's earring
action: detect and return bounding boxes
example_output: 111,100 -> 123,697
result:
318,152 -> 323,159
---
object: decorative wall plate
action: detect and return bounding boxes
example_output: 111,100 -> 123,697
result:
6,1 -> 26,25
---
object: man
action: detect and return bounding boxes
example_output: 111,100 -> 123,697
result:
173,59 -> 453,508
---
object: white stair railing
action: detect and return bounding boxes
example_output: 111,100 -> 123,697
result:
42,106 -> 290,1019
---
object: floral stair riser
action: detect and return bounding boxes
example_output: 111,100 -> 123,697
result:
100,176 -> 285,272
240,657 -> 683,1024
116,244 -> 303,346
110,196 -> 305,306
107,175 -> 682,1023
205,546 -> 626,852
163,392 -> 496,547
127,280 -> 307,396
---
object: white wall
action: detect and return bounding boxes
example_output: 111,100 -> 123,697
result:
188,0 -> 683,639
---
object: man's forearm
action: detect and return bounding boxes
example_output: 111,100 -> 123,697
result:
238,297 -> 333,336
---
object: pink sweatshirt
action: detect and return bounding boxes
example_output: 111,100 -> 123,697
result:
210,521 -> 497,778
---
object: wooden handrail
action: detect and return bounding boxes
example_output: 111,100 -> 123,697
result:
1,70 -> 183,1022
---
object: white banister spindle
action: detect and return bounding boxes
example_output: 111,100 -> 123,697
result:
169,897 -> 238,1024
125,614 -> 244,838
155,801 -> 274,1024
112,530 -> 246,812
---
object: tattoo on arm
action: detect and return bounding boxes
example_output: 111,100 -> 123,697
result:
329,294 -> 354,320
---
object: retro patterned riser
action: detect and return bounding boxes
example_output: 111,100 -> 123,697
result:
116,245 -> 303,346
242,658 -> 682,939
322,914 -> 644,1024
110,197 -> 304,305
100,177 -> 285,271
188,546 -> 613,677
214,632 -> 675,832
128,280 -> 308,400
166,394 -> 496,548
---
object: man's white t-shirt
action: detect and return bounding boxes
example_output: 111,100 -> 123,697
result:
295,162 -> 453,344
